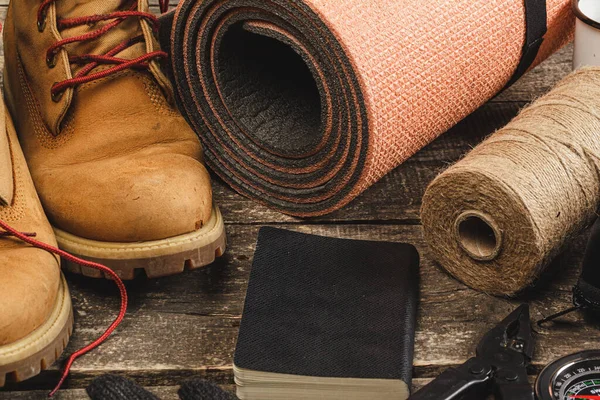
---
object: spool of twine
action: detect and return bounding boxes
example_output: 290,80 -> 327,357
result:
421,67 -> 600,296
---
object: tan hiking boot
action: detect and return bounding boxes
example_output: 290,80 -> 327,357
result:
0,99 -> 73,387
3,0 -> 226,279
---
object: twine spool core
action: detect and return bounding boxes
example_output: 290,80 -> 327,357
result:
455,211 -> 502,261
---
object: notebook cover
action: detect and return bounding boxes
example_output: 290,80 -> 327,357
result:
234,227 -> 420,385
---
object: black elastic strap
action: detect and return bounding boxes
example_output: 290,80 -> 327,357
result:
505,0 -> 547,87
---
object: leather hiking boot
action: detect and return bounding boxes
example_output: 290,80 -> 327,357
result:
0,98 -> 73,387
3,0 -> 227,279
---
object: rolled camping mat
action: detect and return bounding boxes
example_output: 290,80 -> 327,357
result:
160,0 -> 574,217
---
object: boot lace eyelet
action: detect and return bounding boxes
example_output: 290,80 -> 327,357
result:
37,18 -> 47,32
37,9 -> 47,32
46,51 -> 58,69
51,84 -> 64,102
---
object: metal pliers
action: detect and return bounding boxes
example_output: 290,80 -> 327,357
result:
410,304 -> 535,400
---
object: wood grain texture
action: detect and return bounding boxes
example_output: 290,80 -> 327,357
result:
0,1 -> 594,399
1,225 -> 596,392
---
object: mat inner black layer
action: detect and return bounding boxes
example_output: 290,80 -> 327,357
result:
216,24 -> 323,155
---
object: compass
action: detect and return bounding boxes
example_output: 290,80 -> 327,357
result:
536,351 -> 600,400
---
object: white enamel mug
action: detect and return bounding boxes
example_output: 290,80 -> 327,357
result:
574,0 -> 600,69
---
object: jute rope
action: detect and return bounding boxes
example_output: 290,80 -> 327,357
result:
421,67 -> 600,296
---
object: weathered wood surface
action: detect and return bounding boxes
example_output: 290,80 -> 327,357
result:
1,1 -> 596,399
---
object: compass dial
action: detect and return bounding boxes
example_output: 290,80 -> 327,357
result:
536,351 -> 600,400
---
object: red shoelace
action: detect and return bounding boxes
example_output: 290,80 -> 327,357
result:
37,0 -> 169,101
0,219 -> 128,398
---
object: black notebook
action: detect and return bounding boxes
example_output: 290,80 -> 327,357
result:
234,227 -> 420,400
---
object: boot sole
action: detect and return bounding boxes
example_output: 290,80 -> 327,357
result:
0,274 -> 73,387
53,206 -> 227,280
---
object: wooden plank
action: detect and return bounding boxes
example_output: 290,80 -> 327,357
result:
0,380 -> 437,399
0,224 -> 594,394
0,379 -> 517,399
0,386 -> 182,400
0,380 -> 439,399
0,385 -> 237,400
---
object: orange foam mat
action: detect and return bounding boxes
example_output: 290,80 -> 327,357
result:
162,0 -> 574,216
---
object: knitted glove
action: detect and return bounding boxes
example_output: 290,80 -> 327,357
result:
86,375 -> 160,400
178,379 -> 237,400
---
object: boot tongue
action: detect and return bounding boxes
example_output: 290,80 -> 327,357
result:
56,0 -> 147,76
